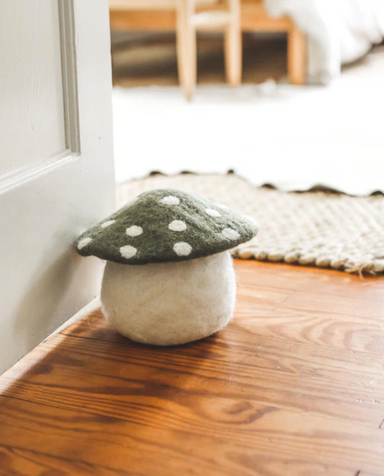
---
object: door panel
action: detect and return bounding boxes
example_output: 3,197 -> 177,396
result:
0,0 -> 66,176
0,0 -> 115,374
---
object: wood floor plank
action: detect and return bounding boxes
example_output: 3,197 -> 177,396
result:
1,332 -> 382,424
358,473 -> 383,476
297,274 -> 384,302
0,395 -> 380,476
1,261 -> 384,475
235,261 -> 384,301
0,444 -> 121,476
283,290 -> 384,319
358,472 -> 384,476
234,262 -> 312,292
0,396 -> 235,476
61,316 -> 384,411
235,284 -> 292,311
66,314 -> 384,382
63,299 -> 384,358
3,327 -> 384,428
234,307 -> 384,354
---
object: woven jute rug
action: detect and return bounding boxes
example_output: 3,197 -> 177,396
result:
117,174 -> 384,276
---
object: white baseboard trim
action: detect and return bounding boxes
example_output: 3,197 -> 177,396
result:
47,297 -> 101,339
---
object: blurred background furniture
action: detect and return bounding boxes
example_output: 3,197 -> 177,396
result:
240,0 -> 306,86
110,0 -> 241,100
109,0 -> 306,97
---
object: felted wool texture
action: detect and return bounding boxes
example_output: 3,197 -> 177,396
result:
76,188 -> 258,265
100,251 -> 236,345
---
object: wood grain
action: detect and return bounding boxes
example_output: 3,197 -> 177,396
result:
287,25 -> 307,85
1,260 -> 384,475
235,307 -> 384,354
109,1 -> 293,32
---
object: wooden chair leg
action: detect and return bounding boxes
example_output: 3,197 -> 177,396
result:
176,17 -> 186,88
288,25 -> 307,85
224,0 -> 242,87
177,0 -> 197,101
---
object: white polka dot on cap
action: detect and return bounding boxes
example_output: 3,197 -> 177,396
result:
160,196 -> 180,205
222,228 -> 240,240
120,245 -> 137,259
169,220 -> 187,232
245,215 -> 258,226
78,237 -> 92,250
101,220 -> 115,228
205,208 -> 221,218
126,225 -> 143,237
173,242 -> 192,256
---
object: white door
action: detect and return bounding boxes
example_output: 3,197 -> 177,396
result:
0,0 -> 115,373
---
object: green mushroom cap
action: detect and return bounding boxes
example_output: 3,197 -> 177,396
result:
76,189 -> 258,265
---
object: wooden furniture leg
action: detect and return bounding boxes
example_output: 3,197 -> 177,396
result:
224,0 -> 242,86
177,0 -> 197,101
176,6 -> 186,88
288,24 -> 307,85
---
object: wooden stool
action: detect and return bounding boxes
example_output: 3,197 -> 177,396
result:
109,0 -> 307,96
110,0 -> 241,100
241,0 -> 306,85
177,0 -> 241,99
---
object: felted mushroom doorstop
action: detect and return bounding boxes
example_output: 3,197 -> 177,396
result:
76,189 -> 258,345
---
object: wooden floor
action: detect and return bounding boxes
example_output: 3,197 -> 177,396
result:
1,261 -> 384,476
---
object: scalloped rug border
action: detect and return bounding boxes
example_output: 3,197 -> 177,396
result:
117,173 -> 384,276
